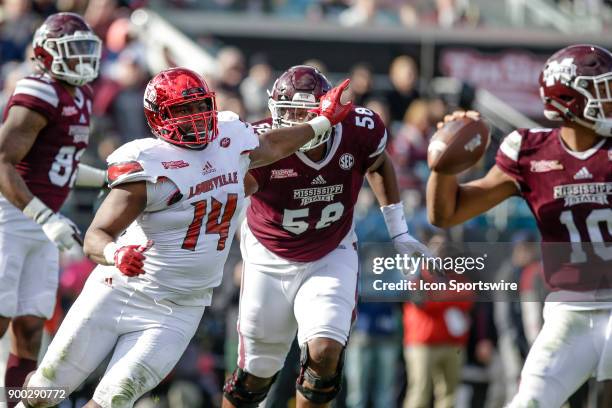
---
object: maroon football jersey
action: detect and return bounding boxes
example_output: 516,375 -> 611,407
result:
496,128 -> 612,291
247,107 -> 388,262
3,74 -> 92,212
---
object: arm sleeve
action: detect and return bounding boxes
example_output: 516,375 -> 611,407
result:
495,130 -> 524,185
8,78 -> 59,121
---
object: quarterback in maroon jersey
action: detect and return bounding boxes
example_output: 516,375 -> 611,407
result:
427,45 -> 612,408
0,12 -> 105,396
222,66 -> 430,408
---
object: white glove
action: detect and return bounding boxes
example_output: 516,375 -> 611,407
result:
392,232 -> 433,259
23,197 -> 82,251
381,202 -> 443,277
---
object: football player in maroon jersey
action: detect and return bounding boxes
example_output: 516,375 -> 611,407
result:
222,66 -> 430,408
427,45 -> 612,407
0,12 -> 105,396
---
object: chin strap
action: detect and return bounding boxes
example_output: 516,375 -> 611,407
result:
548,98 -> 612,137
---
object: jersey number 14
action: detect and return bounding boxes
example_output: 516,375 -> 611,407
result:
182,194 -> 237,251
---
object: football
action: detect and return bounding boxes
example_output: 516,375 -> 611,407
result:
427,116 -> 490,175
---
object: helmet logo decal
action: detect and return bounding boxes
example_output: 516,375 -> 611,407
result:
293,93 -> 316,103
543,58 -> 576,86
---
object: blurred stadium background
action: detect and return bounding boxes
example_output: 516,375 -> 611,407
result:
1,0 -> 611,407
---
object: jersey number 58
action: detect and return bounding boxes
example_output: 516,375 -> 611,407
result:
282,203 -> 345,235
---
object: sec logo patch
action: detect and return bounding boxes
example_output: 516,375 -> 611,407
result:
339,153 -> 354,170
220,137 -> 231,148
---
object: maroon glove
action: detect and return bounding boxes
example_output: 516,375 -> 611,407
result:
114,240 -> 153,277
314,79 -> 354,126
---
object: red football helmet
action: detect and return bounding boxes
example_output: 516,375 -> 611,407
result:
539,44 -> 612,136
268,65 -> 333,151
143,68 -> 218,148
33,12 -> 101,86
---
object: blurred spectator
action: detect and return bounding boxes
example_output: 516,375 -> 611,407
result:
457,302 -> 498,408
403,232 -> 474,408
348,63 -> 374,106
364,97 -> 391,128
84,0 -> 125,39
302,58 -> 328,75
338,0 -> 378,26
94,44 -> 150,141
0,0 -> 41,61
31,0 -> 59,17
386,55 -> 420,122
345,302 -> 402,408
494,232 -> 545,404
240,55 -> 273,120
215,46 -> 246,96
389,99 -> 432,189
216,90 -> 247,119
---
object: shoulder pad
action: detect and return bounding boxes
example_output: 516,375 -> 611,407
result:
106,138 -> 162,187
499,130 -> 524,162
13,77 -> 59,108
217,110 -> 240,123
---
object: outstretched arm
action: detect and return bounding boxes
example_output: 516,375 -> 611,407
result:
249,79 -> 353,169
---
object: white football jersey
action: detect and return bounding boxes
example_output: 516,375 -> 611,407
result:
101,111 -> 259,305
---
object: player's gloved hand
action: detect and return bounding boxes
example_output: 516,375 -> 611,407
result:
392,232 -> 438,272
105,240 -> 154,277
381,202 -> 444,277
317,79 -> 353,126
22,197 -> 82,251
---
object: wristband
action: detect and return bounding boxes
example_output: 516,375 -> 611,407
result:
307,116 -> 331,137
22,197 -> 53,224
103,242 -> 119,265
380,202 -> 408,240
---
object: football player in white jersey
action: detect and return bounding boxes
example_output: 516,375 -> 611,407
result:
17,67 -> 352,408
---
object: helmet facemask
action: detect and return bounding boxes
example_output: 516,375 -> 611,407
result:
39,31 -> 101,86
158,93 -> 218,148
573,73 -> 612,136
268,92 -> 332,151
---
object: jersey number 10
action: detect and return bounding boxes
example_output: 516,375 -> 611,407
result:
560,209 -> 612,263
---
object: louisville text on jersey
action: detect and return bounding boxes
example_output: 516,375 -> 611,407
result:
187,171 -> 239,199
553,182 -> 612,206
293,184 -> 343,206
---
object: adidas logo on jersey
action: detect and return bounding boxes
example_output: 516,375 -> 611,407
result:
311,175 -> 327,185
202,161 -> 216,175
573,166 -> 593,180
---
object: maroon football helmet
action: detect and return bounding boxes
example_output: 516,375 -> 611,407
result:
268,65 -> 333,150
33,12 -> 101,86
143,68 -> 218,148
539,44 -> 612,136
